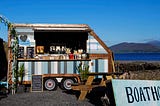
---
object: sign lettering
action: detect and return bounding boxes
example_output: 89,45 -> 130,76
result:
112,79 -> 160,106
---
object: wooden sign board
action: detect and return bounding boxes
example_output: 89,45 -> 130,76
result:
112,79 -> 160,106
27,47 -> 34,58
18,47 -> 24,58
36,46 -> 44,54
31,75 -> 43,92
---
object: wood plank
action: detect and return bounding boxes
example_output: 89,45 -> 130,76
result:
43,74 -> 79,77
13,24 -> 90,28
79,91 -> 88,100
99,78 -> 106,86
77,76 -> 94,100
43,74 -> 81,83
22,81 -> 31,84
106,76 -> 113,80
87,72 -> 124,76
7,27 -> 13,84
89,54 -> 108,59
72,85 -> 93,91
85,76 -> 94,85
71,74 -> 115,100
17,58 -> 91,61
89,31 -> 112,54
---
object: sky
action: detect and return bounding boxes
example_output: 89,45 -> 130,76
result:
0,0 -> 160,46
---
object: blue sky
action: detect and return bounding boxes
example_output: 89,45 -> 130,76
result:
0,0 -> 160,46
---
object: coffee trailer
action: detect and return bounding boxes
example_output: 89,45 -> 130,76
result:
7,24 -> 114,91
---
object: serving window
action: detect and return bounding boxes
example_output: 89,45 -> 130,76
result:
34,31 -> 88,54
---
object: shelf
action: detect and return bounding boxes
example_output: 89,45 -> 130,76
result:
17,58 -> 91,61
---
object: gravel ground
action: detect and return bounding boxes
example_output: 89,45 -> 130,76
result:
0,88 -> 95,106
127,69 -> 160,80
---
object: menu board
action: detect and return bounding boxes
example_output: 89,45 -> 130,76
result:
27,47 -> 34,58
18,47 -> 24,58
31,75 -> 43,92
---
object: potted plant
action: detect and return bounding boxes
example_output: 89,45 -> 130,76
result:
18,63 -> 25,84
76,61 -> 90,82
17,63 -> 25,93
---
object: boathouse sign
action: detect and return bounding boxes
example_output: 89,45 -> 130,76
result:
31,75 -> 43,92
112,79 -> 160,106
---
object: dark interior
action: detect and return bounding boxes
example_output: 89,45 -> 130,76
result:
34,31 -> 88,54
0,38 -> 7,81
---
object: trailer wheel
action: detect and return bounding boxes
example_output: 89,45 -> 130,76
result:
61,78 -> 76,90
44,78 -> 58,91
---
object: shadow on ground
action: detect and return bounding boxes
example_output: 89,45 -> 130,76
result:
0,93 -> 8,100
64,82 -> 115,106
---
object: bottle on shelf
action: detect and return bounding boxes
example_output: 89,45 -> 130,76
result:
73,50 -> 78,59
77,49 -> 83,59
82,50 -> 87,59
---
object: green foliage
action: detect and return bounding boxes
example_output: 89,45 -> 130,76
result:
18,64 -> 25,84
1,14 -> 19,90
77,62 -> 90,81
0,15 -> 10,26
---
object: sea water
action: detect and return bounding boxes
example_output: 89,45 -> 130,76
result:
114,53 -> 160,61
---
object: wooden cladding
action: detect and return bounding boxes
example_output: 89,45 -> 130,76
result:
89,54 -> 108,59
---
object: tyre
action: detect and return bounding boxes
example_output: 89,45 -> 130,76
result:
61,78 -> 76,90
44,78 -> 58,91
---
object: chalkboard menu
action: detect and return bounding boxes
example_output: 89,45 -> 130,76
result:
18,47 -> 24,58
27,47 -> 34,58
32,75 -> 43,92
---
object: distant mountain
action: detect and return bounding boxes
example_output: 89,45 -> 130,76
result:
147,40 -> 160,48
110,42 -> 160,53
